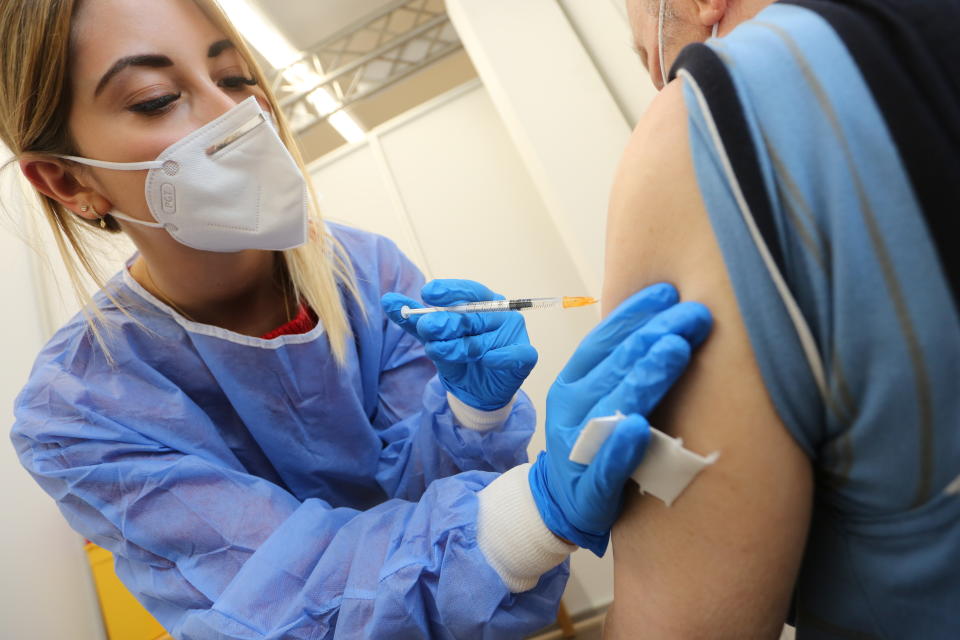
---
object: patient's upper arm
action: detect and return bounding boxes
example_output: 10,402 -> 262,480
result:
602,81 -> 813,639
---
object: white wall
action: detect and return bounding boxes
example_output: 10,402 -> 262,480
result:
446,0 -> 632,295
558,0 -> 658,126
446,0 -> 658,295
0,157 -> 106,640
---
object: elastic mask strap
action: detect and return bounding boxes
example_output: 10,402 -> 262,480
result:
58,155 -> 164,172
712,22 -> 719,38
658,0 -> 668,89
58,155 -> 169,228
109,210 -> 166,229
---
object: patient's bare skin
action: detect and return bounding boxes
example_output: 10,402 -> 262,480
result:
600,82 -> 812,639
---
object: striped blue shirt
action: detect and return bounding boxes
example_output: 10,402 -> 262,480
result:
677,3 -> 960,637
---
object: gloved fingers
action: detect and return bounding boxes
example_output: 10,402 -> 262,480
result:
415,309 -> 511,342
577,326 -> 665,401
479,343 -> 539,378
587,334 -> 692,420
638,301 -> 713,348
559,283 -> 678,382
578,301 -> 713,395
421,279 -> 505,306
582,413 -> 651,498
380,292 -> 426,338
424,333 -> 501,363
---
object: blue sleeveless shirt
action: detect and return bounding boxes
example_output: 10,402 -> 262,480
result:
675,3 -> 960,637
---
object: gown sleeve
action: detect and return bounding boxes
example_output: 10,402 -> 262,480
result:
11,361 -> 567,640
368,235 -> 538,501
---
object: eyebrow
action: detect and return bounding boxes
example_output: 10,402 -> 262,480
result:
95,54 -> 173,97
94,39 -> 237,98
207,39 -> 235,58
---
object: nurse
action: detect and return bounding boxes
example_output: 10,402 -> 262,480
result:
4,0 -> 711,638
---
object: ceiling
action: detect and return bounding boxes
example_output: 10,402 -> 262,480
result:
246,0 -> 476,161
251,0 -> 400,51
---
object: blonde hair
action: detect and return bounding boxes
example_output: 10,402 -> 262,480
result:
0,0 -> 363,364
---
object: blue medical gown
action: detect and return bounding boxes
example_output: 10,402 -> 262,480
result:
11,224 -> 566,639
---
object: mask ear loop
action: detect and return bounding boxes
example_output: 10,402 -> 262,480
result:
80,199 -> 167,230
658,0 -> 668,89
58,156 -> 164,172
59,155 -> 171,230
109,210 -> 166,229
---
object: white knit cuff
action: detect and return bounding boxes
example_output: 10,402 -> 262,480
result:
477,464 -> 575,592
447,392 -> 516,432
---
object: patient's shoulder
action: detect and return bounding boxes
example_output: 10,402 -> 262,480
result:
604,80 -> 720,311
602,79 -> 813,639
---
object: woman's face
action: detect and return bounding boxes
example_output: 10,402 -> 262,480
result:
68,0 -> 271,225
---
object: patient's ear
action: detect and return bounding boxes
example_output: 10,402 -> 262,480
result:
693,0 -> 727,31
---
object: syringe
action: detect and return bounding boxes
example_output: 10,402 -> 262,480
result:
400,296 -> 597,319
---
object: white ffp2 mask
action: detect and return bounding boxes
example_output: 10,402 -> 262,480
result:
60,97 -> 308,253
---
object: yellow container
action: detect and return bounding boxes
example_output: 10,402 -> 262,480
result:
85,542 -> 172,640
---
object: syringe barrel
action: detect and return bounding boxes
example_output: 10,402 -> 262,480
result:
506,297 -> 563,311
400,298 -> 565,318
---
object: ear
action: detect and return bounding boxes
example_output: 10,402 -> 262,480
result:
18,155 -> 112,222
692,0 -> 727,31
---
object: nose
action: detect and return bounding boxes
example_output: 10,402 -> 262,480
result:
193,81 -> 245,126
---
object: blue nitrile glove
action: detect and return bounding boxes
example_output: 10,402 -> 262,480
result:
528,283 -> 712,556
381,279 -> 538,411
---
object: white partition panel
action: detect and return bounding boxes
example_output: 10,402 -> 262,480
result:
447,0 -> 633,294
313,143 -> 431,275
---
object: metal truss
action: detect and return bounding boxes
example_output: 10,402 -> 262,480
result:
270,0 -> 463,135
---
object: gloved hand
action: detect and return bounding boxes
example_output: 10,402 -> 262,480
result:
528,283 -> 712,555
381,279 -> 538,411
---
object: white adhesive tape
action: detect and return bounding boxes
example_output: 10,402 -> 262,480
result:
569,413 -> 719,507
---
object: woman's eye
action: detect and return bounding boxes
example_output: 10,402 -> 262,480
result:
218,76 -> 258,90
128,93 -> 181,115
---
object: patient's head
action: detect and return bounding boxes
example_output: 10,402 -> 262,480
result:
626,0 -> 775,90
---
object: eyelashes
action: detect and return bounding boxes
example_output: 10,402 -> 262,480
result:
129,92 -> 182,114
127,76 -> 259,115
218,75 -> 258,90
